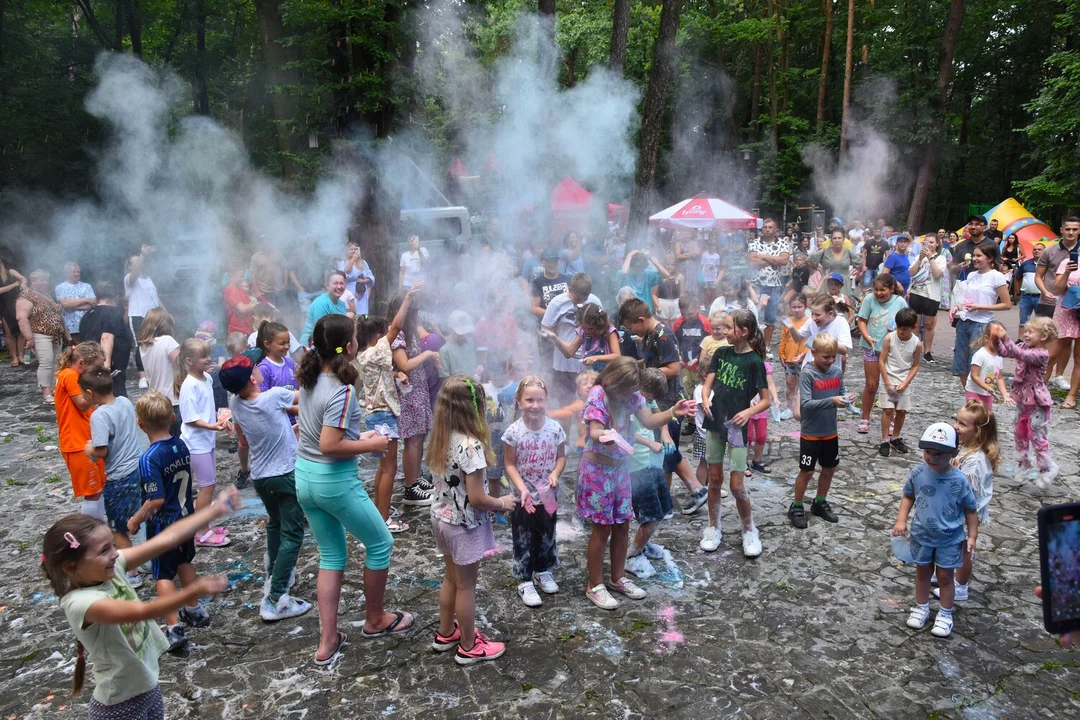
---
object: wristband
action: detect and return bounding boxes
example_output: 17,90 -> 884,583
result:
670,407 -> 677,422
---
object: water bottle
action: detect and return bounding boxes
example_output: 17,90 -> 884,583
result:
770,405 -> 782,423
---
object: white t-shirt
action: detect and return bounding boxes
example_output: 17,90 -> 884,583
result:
247,330 -> 302,356
797,314 -> 853,366
541,291 -> 603,374
123,274 -> 159,318
229,387 -> 297,479
179,374 -> 217,454
400,248 -> 430,289
140,336 -> 180,403
500,417 -> 566,499
965,347 -> 1003,396
958,269 -> 1007,324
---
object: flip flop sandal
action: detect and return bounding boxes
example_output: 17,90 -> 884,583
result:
856,420 -> 870,434
314,631 -> 349,666
1062,400 -> 1077,410
195,531 -> 231,547
361,611 -> 415,639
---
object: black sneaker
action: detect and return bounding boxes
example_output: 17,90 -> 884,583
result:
811,498 -> 838,523
227,437 -> 239,454
179,606 -> 211,629
923,352 -> 936,364
891,437 -> 911,454
402,483 -> 433,506
234,469 -> 251,489
416,475 -> 434,493
165,625 -> 189,654
878,441 -> 891,457
787,503 -> 808,529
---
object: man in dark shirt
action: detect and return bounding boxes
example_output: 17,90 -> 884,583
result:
985,219 -> 1004,243
861,234 -> 890,291
529,248 -> 570,318
949,216 -> 997,281
79,281 -> 133,397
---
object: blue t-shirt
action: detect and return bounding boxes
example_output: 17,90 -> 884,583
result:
139,438 -> 194,537
615,267 -> 661,312
884,253 -> 912,291
902,464 -> 977,547
301,293 -> 348,345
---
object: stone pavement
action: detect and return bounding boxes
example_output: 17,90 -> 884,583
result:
0,308 -> 1078,719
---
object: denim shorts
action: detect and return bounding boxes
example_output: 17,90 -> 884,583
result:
909,537 -> 964,569
783,361 -> 801,378
103,470 -> 142,534
754,283 -> 780,325
364,410 -> 400,439
630,467 -> 673,524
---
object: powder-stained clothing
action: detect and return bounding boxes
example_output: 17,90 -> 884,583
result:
703,346 -> 767,442
799,362 -> 846,440
902,464 -> 977,548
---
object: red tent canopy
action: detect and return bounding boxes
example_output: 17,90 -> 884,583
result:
551,176 -> 592,211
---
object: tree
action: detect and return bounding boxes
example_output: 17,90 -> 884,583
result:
816,0 -> 833,133
253,0 -> 301,178
609,0 -> 630,72
839,0 -> 854,153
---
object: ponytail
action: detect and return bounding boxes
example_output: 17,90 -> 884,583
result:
173,338 -> 211,397
297,314 -> 357,390
255,320 -> 288,356
749,328 -> 767,360
56,342 -> 104,377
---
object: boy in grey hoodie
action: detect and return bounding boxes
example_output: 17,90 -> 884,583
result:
788,333 -> 853,529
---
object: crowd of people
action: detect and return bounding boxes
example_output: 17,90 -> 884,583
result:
8,211 -> 1080,718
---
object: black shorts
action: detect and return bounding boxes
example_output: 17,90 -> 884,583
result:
1035,304 -> 1055,319
152,539 -> 196,581
907,293 -> 940,317
799,436 -> 840,471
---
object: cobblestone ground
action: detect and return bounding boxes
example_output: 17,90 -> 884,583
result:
1,317 -> 1078,719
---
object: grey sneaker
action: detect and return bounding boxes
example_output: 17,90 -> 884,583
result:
165,624 -> 189,654
234,469 -> 251,489
260,593 -> 312,622
179,605 -> 210,629
681,487 -> 708,515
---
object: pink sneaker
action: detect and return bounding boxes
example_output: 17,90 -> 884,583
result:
432,622 -> 460,653
454,632 -> 505,666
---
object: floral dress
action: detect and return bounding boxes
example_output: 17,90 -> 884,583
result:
391,331 -> 432,438
576,386 -> 646,525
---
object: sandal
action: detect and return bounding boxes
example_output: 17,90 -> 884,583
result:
314,631 -> 349,666
1062,399 -> 1077,410
857,420 -> 870,434
195,530 -> 231,547
385,516 -> 409,533
750,460 -> 772,474
210,526 -> 229,536
361,610 -> 415,639
43,395 -> 54,405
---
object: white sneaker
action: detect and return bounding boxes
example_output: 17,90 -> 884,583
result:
263,564 -> 297,597
138,377 -> 149,389
126,572 -> 143,589
1036,461 -> 1060,490
585,583 -> 619,610
932,583 -> 968,602
260,593 -> 312,622
518,581 -> 542,607
778,409 -> 794,421
625,553 -> 657,579
741,527 -> 762,558
906,604 -> 931,629
534,572 -> 559,594
1052,375 -> 1072,391
699,526 -> 722,552
931,611 -> 954,637
606,576 -> 647,599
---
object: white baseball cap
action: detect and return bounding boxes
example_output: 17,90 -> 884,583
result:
918,422 -> 957,453
448,310 -> 475,336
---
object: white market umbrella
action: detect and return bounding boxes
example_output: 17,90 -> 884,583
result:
649,194 -> 759,229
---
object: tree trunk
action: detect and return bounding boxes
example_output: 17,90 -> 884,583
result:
609,0 -> 630,73
627,0 -> 684,246
0,0 -> 6,68
750,45 -> 763,128
564,45 -> 577,88
74,0 -> 118,50
254,0 -> 301,178
124,0 -> 141,56
905,0 -> 964,233
839,0 -> 855,154
115,0 -> 123,49
193,0 -> 209,114
815,0 -> 833,133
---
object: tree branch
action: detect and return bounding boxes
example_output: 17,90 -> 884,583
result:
74,0 -> 118,50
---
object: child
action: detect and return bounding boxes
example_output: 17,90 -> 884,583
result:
254,320 -> 298,397
936,400 -> 1000,603
136,307 -> 181,438
127,392 -> 225,651
673,295 -> 711,401
745,360 -> 781,476
547,369 -> 597,453
778,294 -> 809,420
991,319 -> 1059,487
876,308 -> 923,457
247,303 -> 301,357
551,303 -> 620,371
698,309 -> 770,558
482,352 -> 518,515
792,294 -> 852,371
965,322 -> 1011,410
576,357 -> 693,609
855,274 -> 908,434
55,342 -> 107,520
174,338 -> 230,547
428,375 -> 518,664
825,273 -> 854,325
356,286 -> 416,532
698,309 -> 731,378
43,488 -> 237,711
220,354 -> 312,622
80,366 -> 143,587
502,376 -> 567,607
788,334 -> 850,529
892,422 -> 978,638
439,310 -> 480,379
626,369 -> 677,578
222,330 -> 251,484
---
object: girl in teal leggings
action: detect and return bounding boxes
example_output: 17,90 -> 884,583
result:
295,314 -> 415,665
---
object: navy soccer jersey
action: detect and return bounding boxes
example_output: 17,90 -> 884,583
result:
139,438 -> 194,537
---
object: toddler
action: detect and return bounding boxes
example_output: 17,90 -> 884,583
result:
626,369 -> 677,578
877,308 -> 923,457
964,322 -> 1010,410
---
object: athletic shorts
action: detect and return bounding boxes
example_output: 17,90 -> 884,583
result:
63,451 -> 106,498
907,293 -> 940,317
103,470 -> 142,534
862,348 -> 880,363
151,539 -> 196,581
705,430 -> 748,472
799,436 -> 840,471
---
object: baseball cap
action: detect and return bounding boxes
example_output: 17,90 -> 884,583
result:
219,354 -> 255,394
540,247 -> 559,261
195,320 -> 218,343
448,310 -> 475,336
826,272 -> 845,284
967,214 -> 987,224
918,422 -> 958,453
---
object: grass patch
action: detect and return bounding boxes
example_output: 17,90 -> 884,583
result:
45,475 -> 62,484
556,631 -> 579,642
520,683 -> 534,692
35,427 -> 52,443
3,435 -> 12,444
5,478 -> 16,486
775,581 -> 791,591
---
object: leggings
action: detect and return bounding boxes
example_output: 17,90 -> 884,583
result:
746,416 -> 768,447
1015,404 -> 1053,472
294,457 -> 393,571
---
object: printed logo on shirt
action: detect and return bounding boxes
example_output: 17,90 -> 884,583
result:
813,376 -> 842,392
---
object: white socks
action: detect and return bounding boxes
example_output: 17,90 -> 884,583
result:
81,496 -> 106,521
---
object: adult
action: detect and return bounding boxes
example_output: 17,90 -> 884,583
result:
810,229 -> 860,301
949,216 -> 997,283
674,230 -> 701,298
16,270 -> 66,403
54,263 -> 95,345
78,281 -> 133,397
301,270 -> 348,346
1052,236 -> 1080,409
294,313 -> 414,664
907,235 -> 948,363
747,218 -> 792,355
124,246 -> 162,389
1017,242 -> 1046,327
559,231 -> 585,276
1036,217 -> 1080,391
250,244 -> 289,309
399,235 -> 430,290
950,244 -> 1011,388
615,249 -> 666,313
541,273 -> 603,409
290,235 -> 334,322
224,268 -> 257,335
337,240 -> 374,316
1001,233 -> 1022,282
0,258 -> 27,366
860,230 -> 890,290
985,218 -> 1004,243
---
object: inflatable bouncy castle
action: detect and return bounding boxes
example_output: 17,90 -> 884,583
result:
985,198 -> 1059,257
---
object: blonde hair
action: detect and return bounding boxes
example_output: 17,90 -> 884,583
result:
225,331 -> 249,356
136,308 -> 175,347
812,332 -> 839,355
708,309 -> 730,327
425,375 -> 494,477
57,341 -> 103,377
173,338 -> 211,397
135,390 -> 175,431
514,375 -> 548,410
957,399 -> 1001,471
1025,316 -> 1059,344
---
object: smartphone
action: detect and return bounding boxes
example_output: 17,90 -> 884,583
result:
1070,249 -> 1078,266
1038,502 -> 1080,635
